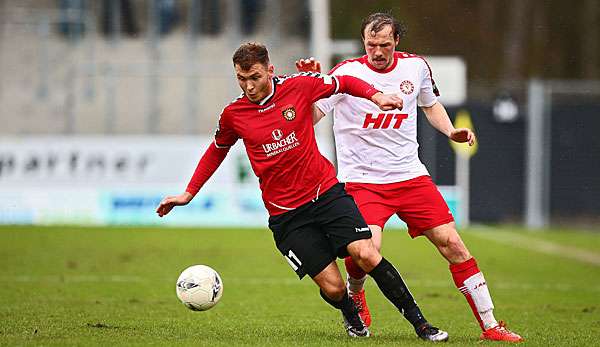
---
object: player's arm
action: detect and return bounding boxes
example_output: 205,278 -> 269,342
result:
298,58 -> 403,118
418,58 -> 475,145
156,112 -> 238,217
297,57 -> 329,125
335,75 -> 403,111
309,77 -> 403,123
312,104 -> 326,125
156,144 -> 231,217
421,102 -> 476,145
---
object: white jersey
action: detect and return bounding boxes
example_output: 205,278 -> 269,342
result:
316,52 -> 439,184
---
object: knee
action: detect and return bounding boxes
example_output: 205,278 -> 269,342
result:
349,240 -> 381,268
372,236 -> 383,252
358,244 -> 379,263
444,232 -> 471,263
426,225 -> 472,263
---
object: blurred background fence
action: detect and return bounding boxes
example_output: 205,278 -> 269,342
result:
1,0 -> 599,228
0,0 -> 310,135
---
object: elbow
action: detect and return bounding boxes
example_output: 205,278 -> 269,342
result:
421,101 -> 439,112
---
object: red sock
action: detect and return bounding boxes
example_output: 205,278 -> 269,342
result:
450,257 -> 486,331
344,256 -> 366,279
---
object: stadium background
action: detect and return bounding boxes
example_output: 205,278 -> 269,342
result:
1,1 -> 599,346
1,0 -> 599,227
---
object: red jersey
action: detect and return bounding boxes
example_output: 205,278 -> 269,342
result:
186,72 -> 380,215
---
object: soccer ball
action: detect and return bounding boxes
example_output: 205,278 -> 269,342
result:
176,265 -> 223,311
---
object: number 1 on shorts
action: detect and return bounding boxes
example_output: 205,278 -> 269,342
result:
285,249 -> 302,271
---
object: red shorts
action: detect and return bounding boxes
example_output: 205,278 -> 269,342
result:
345,175 -> 454,238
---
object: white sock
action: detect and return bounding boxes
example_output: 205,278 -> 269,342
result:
347,273 -> 367,295
480,310 -> 498,330
463,272 -> 498,330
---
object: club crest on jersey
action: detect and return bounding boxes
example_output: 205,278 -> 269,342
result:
281,105 -> 296,121
400,80 -> 414,95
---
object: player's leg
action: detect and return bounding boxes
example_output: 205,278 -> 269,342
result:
423,223 -> 523,342
343,182 -> 394,327
310,261 -> 346,301
312,262 -> 370,337
342,224 -> 380,327
345,224 -> 382,292
345,238 -> 448,341
422,222 -> 470,262
319,184 -> 448,342
424,223 -> 492,329
398,176 -> 522,342
267,206 -> 369,337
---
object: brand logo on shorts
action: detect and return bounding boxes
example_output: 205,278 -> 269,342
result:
355,227 -> 370,233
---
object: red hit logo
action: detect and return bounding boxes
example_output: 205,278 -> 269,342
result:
362,113 -> 408,129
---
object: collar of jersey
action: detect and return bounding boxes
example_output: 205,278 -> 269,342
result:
257,78 -> 276,106
364,54 -> 398,74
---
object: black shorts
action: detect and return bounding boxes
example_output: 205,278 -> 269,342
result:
268,183 -> 372,279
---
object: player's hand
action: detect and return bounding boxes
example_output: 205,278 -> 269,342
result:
295,57 -> 321,73
450,128 -> 476,146
371,92 -> 404,111
156,192 -> 193,217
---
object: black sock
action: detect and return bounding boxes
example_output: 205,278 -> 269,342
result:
319,290 -> 359,322
368,257 -> 428,329
319,289 -> 355,313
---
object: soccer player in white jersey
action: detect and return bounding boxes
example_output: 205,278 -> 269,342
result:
296,12 -> 523,342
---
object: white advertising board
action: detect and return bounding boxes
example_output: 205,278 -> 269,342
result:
0,136 -> 268,226
0,136 -> 459,228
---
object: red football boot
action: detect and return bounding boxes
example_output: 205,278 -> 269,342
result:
480,321 -> 523,342
349,289 -> 372,327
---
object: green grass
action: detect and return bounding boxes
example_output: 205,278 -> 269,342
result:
1,225 -> 599,346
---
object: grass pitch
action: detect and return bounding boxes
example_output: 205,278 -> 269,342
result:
1,225 -> 599,346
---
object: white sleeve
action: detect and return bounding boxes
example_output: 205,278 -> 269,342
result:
315,94 -> 344,113
417,60 -> 438,108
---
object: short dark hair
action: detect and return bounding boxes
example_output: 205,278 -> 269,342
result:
360,12 -> 406,41
232,42 -> 270,70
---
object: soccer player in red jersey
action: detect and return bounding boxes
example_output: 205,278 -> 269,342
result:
156,42 -> 448,341
296,13 -> 523,343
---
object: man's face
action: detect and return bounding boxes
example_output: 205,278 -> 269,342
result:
363,24 -> 399,70
235,63 -> 274,103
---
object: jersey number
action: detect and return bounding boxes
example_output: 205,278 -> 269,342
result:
285,250 -> 302,271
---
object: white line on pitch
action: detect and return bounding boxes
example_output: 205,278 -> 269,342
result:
468,230 -> 600,267
1,275 -> 599,292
